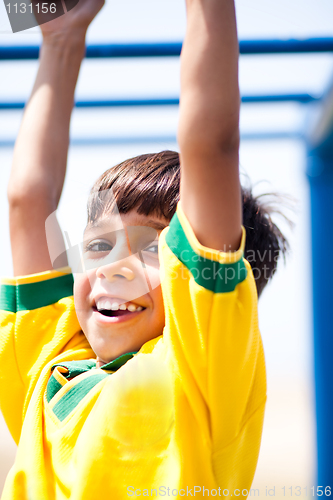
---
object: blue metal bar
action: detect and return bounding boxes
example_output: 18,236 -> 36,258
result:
1,37 -> 333,60
241,94 -> 318,104
0,98 -> 179,110
0,93 -> 320,110
306,77 -> 333,486
0,130 -> 304,147
240,37 -> 333,55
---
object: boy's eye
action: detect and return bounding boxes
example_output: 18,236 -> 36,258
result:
85,241 -> 112,253
143,243 -> 159,254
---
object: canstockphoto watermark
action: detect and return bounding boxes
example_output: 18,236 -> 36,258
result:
127,486 -> 260,497
127,486 -> 333,498
168,247 -> 280,266
3,0 -> 80,34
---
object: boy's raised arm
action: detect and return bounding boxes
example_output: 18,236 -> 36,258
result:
7,1 -> 104,277
178,0 -> 242,252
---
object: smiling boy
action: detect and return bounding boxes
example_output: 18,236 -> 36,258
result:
75,208 -> 168,365
0,0 -> 272,498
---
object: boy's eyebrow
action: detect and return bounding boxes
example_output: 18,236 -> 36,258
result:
146,220 -> 167,231
85,219 -> 120,231
84,219 -> 167,232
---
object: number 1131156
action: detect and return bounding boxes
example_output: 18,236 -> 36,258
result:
282,487 -> 331,497
6,3 -> 57,14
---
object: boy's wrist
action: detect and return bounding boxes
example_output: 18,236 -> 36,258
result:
42,30 -> 87,52
41,34 -> 87,65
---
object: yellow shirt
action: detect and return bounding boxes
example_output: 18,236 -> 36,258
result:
0,204 -> 266,499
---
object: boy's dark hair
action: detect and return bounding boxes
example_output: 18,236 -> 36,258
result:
88,150 -> 289,298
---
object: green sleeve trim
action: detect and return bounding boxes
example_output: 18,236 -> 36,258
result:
3,274 -> 74,313
17,274 -> 74,311
165,212 -> 247,293
52,373 -> 108,422
1,274 -> 74,312
0,284 -> 16,313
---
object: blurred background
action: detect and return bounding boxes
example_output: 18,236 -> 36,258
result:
1,0 -> 333,495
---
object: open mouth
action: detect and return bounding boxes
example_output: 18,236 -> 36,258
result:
93,308 -> 145,317
92,297 -> 146,320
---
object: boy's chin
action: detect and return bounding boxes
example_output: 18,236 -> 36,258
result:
87,330 -> 143,362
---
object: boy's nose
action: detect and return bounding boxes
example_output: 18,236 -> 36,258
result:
96,257 -> 136,282
94,252 -> 151,303
87,230 -> 135,281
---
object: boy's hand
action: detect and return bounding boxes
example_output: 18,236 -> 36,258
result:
39,0 -> 104,42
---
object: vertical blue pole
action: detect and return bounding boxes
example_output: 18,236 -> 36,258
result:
307,155 -> 333,486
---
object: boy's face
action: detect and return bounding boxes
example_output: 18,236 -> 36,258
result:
73,209 -> 169,366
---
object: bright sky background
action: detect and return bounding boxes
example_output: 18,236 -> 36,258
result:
1,0 -> 333,492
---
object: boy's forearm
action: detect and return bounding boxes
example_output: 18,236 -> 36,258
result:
8,36 -> 85,208
8,36 -> 85,276
178,0 -> 240,152
7,1 -> 104,276
177,0 -> 242,251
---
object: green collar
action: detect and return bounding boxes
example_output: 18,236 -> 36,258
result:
51,351 -> 137,379
46,352 -> 138,405
100,352 -> 137,371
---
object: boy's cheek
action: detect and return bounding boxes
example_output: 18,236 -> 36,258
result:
143,265 -> 161,291
73,273 -> 92,316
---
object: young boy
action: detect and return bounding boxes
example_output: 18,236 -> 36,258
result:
0,0 -> 287,498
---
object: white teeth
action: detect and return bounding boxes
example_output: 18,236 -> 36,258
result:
96,299 -> 113,310
96,298 -> 144,312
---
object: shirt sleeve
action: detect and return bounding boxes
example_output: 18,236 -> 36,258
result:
159,202 -> 267,486
0,267 -> 93,443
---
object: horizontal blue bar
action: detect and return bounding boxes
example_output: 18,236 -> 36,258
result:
240,37 -> 333,55
1,38 -> 333,60
0,131 -> 304,147
0,93 -> 320,110
241,93 -> 319,104
76,98 -> 180,108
